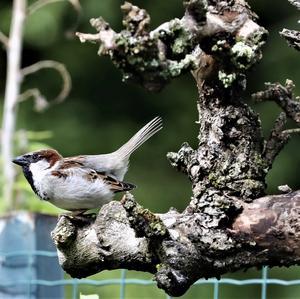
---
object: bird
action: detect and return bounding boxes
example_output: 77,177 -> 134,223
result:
12,117 -> 162,214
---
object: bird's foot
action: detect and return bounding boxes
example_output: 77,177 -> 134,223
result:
60,210 -> 96,225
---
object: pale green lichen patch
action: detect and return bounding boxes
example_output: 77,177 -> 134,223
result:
218,70 -> 236,88
122,194 -> 168,238
156,263 -> 163,271
171,29 -> 194,56
167,53 -> 198,77
231,41 -> 257,70
172,37 -> 186,55
211,40 -> 227,52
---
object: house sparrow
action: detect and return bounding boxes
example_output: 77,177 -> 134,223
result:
12,117 -> 162,213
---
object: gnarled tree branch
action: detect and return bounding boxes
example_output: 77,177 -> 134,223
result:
253,80 -> 300,124
76,0 -> 267,91
53,191 -> 300,297
280,0 -> 300,51
52,0 -> 300,297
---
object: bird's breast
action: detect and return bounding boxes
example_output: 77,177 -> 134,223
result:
45,174 -> 114,210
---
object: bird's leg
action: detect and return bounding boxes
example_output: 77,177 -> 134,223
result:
72,209 -> 88,216
60,209 -> 96,225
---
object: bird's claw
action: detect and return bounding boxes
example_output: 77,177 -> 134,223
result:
60,211 -> 96,225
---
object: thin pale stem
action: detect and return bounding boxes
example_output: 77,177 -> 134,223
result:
28,0 -> 66,15
21,60 -> 71,103
1,0 -> 27,210
0,31 -> 9,48
28,0 -> 81,16
283,128 -> 300,135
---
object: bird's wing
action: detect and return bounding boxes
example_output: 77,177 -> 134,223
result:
64,117 -> 163,180
52,161 -> 136,193
96,172 -> 136,193
63,155 -> 114,174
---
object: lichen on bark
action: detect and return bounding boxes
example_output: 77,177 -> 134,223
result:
280,0 -> 300,51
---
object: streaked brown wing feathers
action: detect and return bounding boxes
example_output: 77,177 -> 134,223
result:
96,172 -> 136,193
51,161 -> 136,193
61,159 -> 84,169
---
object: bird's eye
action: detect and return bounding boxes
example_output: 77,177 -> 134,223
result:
31,153 -> 39,161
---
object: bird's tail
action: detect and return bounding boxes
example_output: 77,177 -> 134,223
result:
114,117 -> 163,159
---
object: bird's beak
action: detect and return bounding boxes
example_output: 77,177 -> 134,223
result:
12,155 -> 28,166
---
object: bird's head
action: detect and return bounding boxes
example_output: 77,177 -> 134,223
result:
13,149 -> 63,198
12,149 -> 62,170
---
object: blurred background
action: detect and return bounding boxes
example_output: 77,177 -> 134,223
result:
0,0 -> 299,298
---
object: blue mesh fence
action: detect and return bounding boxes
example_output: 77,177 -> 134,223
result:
1,250 -> 300,299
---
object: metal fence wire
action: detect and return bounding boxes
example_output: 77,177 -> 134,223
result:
1,250 -> 300,299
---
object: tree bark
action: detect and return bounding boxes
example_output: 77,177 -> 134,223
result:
280,0 -> 300,51
52,191 -> 300,297
52,0 -> 300,296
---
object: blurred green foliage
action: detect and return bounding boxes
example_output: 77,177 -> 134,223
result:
0,0 -> 300,298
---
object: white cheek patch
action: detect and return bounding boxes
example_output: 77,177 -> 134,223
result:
29,160 -> 51,176
29,160 -> 52,193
